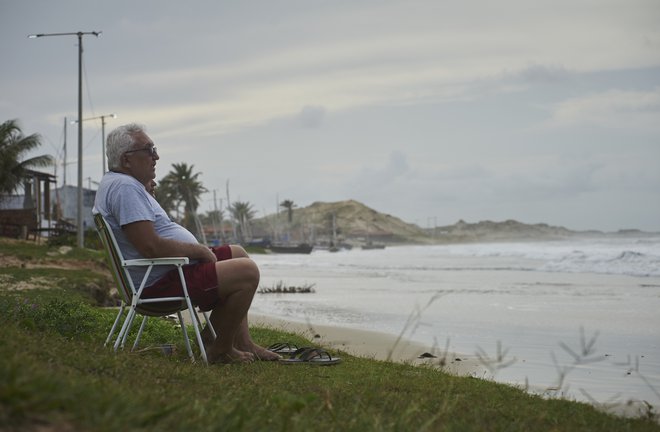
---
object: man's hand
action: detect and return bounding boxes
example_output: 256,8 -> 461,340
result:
195,245 -> 218,263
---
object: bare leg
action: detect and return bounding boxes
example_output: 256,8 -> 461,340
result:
227,246 -> 281,360
202,245 -> 281,361
205,257 -> 259,364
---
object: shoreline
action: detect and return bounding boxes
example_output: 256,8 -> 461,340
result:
248,314 -> 655,420
248,313 -> 486,377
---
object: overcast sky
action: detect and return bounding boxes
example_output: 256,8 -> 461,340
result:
2,0 -> 659,232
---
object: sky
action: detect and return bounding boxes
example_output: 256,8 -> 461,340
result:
1,0 -> 659,232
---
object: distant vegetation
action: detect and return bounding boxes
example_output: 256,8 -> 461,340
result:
257,280 -> 316,294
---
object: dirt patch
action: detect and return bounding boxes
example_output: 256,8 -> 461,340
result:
0,253 -> 116,305
0,275 -> 61,291
30,258 -> 110,274
0,254 -> 110,276
0,255 -> 26,268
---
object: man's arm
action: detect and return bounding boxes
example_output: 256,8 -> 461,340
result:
123,221 -> 217,263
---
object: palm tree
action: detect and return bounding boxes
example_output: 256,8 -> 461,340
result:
0,119 -> 53,202
280,199 -> 296,223
157,163 -> 207,240
154,176 -> 180,219
229,200 -> 256,244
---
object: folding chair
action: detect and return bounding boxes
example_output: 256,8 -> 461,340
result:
94,213 -> 216,364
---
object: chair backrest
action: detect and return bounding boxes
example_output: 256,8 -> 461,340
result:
94,213 -> 185,315
94,213 -> 135,305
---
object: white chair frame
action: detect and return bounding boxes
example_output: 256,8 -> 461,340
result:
94,213 -> 216,365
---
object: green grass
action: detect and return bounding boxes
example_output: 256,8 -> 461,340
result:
1,238 -> 659,431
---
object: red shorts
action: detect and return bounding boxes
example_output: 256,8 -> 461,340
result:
141,245 -> 232,312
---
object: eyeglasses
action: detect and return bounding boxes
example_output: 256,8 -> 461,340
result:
125,146 -> 157,157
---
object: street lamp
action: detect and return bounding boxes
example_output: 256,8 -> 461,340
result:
29,31 -> 102,248
72,113 -> 117,175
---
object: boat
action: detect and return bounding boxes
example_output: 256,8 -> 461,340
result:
362,226 -> 386,250
246,238 -> 271,248
268,243 -> 314,254
361,241 -> 385,250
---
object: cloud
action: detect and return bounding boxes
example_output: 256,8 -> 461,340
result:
76,0 -> 660,144
546,87 -> 660,130
351,151 -> 410,185
344,151 -> 412,199
518,63 -> 572,83
4,0 -> 660,231
298,105 -> 326,128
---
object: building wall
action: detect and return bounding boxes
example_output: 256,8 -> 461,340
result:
51,185 -> 96,230
1,185 -> 96,236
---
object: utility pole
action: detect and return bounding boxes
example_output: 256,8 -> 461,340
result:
212,189 -> 219,242
226,180 -> 236,242
29,30 -> 102,248
72,113 -> 117,175
63,117 -> 67,186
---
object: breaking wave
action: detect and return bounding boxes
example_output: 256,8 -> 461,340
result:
435,237 -> 660,277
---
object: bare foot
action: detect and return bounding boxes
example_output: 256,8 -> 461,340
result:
237,343 -> 282,361
208,347 -> 255,364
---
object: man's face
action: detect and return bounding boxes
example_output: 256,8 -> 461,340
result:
123,131 -> 159,185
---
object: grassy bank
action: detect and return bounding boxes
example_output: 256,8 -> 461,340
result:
0,239 -> 658,431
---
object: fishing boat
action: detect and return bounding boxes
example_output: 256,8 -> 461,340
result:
361,240 -> 386,250
268,243 -> 314,254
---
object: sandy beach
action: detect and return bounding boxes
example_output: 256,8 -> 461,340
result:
250,313 -> 487,377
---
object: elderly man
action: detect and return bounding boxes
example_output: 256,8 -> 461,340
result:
94,123 -> 278,363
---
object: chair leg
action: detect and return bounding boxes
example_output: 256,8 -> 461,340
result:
202,311 -> 216,340
188,308 -> 208,365
118,307 -> 138,350
132,316 -> 149,351
114,306 -> 134,352
177,310 -> 194,360
105,302 -> 126,347
177,266 -> 209,365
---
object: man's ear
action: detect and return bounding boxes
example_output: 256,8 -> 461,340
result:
121,154 -> 131,169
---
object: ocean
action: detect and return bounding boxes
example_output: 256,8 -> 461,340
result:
250,235 -> 660,405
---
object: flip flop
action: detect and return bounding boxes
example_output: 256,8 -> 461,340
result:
267,342 -> 301,355
279,347 -> 341,366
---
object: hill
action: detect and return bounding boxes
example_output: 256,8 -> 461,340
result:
249,199 -> 659,246
251,199 -> 430,245
250,200 -> 612,245
431,219 -> 576,243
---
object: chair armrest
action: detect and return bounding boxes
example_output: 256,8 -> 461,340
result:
123,257 -> 190,267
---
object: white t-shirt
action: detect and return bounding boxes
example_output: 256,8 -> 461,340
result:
93,171 -> 199,288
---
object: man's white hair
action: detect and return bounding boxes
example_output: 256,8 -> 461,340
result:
106,123 -> 146,170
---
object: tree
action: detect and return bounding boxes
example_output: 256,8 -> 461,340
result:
229,200 -> 256,243
154,176 -> 179,219
0,119 -> 53,201
280,199 -> 296,223
156,163 -> 207,240
200,208 -> 224,243
200,209 -> 224,227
